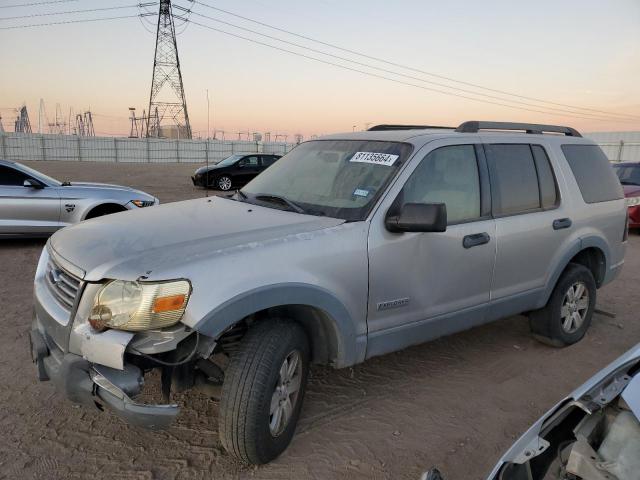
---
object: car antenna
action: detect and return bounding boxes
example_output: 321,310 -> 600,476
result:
205,138 -> 209,199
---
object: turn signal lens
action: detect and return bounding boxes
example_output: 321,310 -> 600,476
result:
153,294 -> 186,313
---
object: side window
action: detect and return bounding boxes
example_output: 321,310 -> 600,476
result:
261,156 -> 277,167
485,144 -> 540,215
561,144 -> 623,203
401,145 -> 481,224
0,165 -> 29,186
531,145 -> 559,209
244,156 -> 259,167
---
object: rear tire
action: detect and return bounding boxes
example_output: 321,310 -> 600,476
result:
219,319 -> 310,464
529,263 -> 596,347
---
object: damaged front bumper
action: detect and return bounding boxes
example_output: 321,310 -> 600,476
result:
30,326 -> 179,430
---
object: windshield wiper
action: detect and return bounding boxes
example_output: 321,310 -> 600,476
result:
254,194 -> 306,214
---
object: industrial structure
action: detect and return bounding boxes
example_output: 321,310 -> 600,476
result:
147,0 -> 191,139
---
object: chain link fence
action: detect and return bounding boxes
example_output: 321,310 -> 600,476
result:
0,132 -> 297,164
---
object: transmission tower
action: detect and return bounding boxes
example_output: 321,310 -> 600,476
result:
147,0 -> 191,139
14,105 -> 32,133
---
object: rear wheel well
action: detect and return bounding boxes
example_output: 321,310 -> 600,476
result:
216,305 -> 340,366
568,247 -> 606,287
85,203 -> 127,219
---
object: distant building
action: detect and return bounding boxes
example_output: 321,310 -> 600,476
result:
586,131 -> 640,162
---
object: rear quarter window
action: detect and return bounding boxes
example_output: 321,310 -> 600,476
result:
561,144 -> 623,203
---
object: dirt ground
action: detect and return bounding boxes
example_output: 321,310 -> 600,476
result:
1,161 -> 639,480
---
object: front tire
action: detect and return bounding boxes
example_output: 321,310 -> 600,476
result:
529,263 -> 596,347
219,320 -> 310,464
217,175 -> 233,191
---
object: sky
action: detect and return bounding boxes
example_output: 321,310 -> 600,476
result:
1,0 -> 639,138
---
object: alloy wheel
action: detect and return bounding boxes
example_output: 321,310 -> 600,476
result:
560,281 -> 589,334
269,350 -> 302,436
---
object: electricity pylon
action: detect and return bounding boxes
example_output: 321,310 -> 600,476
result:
147,0 -> 191,139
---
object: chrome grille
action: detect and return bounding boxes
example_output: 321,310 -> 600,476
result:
45,259 -> 81,310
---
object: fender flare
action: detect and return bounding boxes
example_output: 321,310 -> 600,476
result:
539,235 -> 610,307
193,283 -> 362,367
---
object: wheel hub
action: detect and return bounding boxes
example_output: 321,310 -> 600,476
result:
269,350 -> 302,436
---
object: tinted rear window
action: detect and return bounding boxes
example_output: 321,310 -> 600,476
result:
531,145 -> 559,209
561,145 -> 623,203
485,144 -> 540,215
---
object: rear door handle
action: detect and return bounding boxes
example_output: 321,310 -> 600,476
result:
553,218 -> 572,230
463,232 -> 490,249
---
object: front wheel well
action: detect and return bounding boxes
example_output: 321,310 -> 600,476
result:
568,247 -> 606,287
84,203 -> 127,219
216,305 -> 340,367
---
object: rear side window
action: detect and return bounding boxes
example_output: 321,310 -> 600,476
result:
562,145 -> 623,203
485,144 -> 540,215
531,145 -> 559,209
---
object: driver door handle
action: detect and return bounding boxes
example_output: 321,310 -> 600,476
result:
463,232 -> 490,249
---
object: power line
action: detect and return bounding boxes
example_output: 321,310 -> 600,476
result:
0,14 -> 141,29
182,7 -> 631,123
0,0 -> 80,8
0,4 -> 147,21
192,0 -> 640,121
184,18 -> 636,123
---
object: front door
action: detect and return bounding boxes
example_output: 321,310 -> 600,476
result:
0,165 -> 61,235
237,155 -> 260,184
366,141 -> 496,358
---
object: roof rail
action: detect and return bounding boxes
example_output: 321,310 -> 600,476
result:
455,121 -> 582,137
367,124 -> 454,131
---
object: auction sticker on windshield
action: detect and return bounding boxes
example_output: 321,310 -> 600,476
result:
350,151 -> 399,166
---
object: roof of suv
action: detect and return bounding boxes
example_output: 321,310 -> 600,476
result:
320,121 -> 594,147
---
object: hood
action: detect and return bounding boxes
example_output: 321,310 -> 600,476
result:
623,184 -> 640,197
49,196 -> 344,281
195,164 -> 223,174
62,182 -> 152,198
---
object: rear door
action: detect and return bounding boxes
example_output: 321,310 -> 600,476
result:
484,141 -> 569,308
0,164 -> 61,235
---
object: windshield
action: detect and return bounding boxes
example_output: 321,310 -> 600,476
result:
240,140 -> 413,221
216,154 -> 245,167
613,164 -> 640,186
16,163 -> 62,186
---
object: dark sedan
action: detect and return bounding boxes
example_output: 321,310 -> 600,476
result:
613,162 -> 640,228
192,153 -> 281,191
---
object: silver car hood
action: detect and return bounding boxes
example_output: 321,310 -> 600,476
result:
487,342 -> 640,478
61,182 -> 151,197
49,196 -> 344,281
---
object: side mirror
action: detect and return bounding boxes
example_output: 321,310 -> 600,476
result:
23,178 -> 44,189
385,202 -> 447,233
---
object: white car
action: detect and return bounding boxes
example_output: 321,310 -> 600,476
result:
0,159 -> 158,237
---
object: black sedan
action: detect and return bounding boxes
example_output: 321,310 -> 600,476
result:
192,153 -> 281,191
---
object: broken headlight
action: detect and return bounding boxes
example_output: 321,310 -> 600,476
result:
88,279 -> 191,332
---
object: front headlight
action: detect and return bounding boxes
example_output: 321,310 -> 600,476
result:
626,196 -> 640,207
131,200 -> 155,208
89,279 -> 191,331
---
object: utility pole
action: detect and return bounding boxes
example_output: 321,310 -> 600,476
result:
206,89 -> 210,139
147,0 -> 191,139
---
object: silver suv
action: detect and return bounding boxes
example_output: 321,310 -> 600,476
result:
29,121 -> 627,464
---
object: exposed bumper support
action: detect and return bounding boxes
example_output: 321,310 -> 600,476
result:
30,328 -> 179,429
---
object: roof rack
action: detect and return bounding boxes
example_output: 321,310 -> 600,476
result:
367,124 -> 454,131
455,121 -> 582,137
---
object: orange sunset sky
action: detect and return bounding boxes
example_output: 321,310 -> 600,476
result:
1,0 -> 639,138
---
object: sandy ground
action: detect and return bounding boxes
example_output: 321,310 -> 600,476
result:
1,160 -> 639,480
